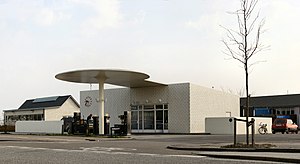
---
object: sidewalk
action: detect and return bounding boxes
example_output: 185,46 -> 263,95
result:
196,151 -> 300,163
168,143 -> 300,163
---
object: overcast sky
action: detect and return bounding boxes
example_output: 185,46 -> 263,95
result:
1,0 -> 300,114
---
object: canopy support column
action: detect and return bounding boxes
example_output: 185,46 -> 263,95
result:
98,78 -> 105,135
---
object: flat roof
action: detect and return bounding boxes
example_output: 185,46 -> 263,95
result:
55,69 -> 167,88
240,94 -> 300,108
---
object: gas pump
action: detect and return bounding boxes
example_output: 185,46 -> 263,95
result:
104,114 -> 110,135
111,111 -> 131,136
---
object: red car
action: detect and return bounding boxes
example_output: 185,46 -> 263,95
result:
272,118 -> 298,134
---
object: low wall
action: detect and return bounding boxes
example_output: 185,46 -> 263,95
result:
0,125 -> 15,132
205,117 -> 272,135
15,121 -> 63,134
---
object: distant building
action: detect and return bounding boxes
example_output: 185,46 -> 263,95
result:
4,95 -> 80,126
80,83 -> 240,134
240,94 -> 300,125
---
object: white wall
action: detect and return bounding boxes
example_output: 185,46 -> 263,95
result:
190,84 -> 240,133
130,86 -> 169,105
80,90 -> 101,119
105,88 -> 131,126
205,117 -> 234,134
168,83 -> 190,133
205,117 -> 272,135
45,97 -> 80,121
81,89 -> 131,127
15,121 -> 63,134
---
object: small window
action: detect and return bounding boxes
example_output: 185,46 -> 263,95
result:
164,104 -> 168,109
276,110 -> 280,114
291,110 -> 295,115
282,111 -> 286,115
144,105 -> 154,110
131,106 -> 138,110
287,111 -> 290,115
156,105 -> 163,109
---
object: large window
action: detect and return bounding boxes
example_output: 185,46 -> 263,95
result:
144,111 -> 154,129
131,111 -> 138,130
131,104 -> 168,132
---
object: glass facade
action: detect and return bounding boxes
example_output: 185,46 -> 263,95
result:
131,104 -> 168,133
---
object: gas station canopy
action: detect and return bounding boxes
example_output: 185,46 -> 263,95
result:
55,69 -> 166,135
55,69 -> 166,88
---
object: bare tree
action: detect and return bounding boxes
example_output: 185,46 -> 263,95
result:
222,0 -> 268,145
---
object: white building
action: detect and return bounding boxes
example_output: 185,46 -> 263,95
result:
80,83 -> 240,134
4,95 -> 80,126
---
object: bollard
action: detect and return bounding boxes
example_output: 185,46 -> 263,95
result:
234,119 -> 237,146
229,118 -> 237,146
251,118 -> 255,147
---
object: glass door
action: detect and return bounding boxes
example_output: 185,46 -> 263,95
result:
164,110 -> 168,131
131,111 -> 138,130
131,104 -> 168,133
144,111 -> 154,131
156,110 -> 163,132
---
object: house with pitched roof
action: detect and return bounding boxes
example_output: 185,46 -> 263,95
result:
4,95 -> 80,126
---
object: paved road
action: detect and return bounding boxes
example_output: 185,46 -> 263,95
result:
0,145 -> 273,164
0,133 -> 298,163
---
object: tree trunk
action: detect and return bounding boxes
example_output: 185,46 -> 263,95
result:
243,1 -> 250,145
245,64 -> 249,145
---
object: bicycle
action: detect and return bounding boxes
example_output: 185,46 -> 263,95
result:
258,122 -> 268,135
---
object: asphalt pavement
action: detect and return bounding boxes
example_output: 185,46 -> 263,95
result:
167,137 -> 300,163
2,133 -> 300,163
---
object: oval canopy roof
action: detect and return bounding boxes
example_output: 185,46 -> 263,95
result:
55,69 -> 166,88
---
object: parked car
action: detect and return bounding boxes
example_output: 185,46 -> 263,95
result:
272,118 -> 298,134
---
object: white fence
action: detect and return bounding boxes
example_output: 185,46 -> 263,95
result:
205,117 -> 272,135
15,121 -> 63,134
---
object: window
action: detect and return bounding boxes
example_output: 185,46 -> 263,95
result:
131,103 -> 168,132
139,111 -> 142,129
144,105 -> 154,110
291,110 -> 295,115
144,111 -> 154,129
156,110 -> 163,130
164,104 -> 168,109
131,106 -> 138,110
156,105 -> 163,109
131,111 -> 138,129
164,110 -> 168,130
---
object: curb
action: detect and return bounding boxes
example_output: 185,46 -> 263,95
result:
167,145 -> 300,153
196,153 -> 300,164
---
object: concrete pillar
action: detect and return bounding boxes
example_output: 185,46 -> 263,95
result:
98,79 -> 105,135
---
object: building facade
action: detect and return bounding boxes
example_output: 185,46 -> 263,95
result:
81,83 -> 240,133
4,95 -> 80,126
240,94 -> 300,125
